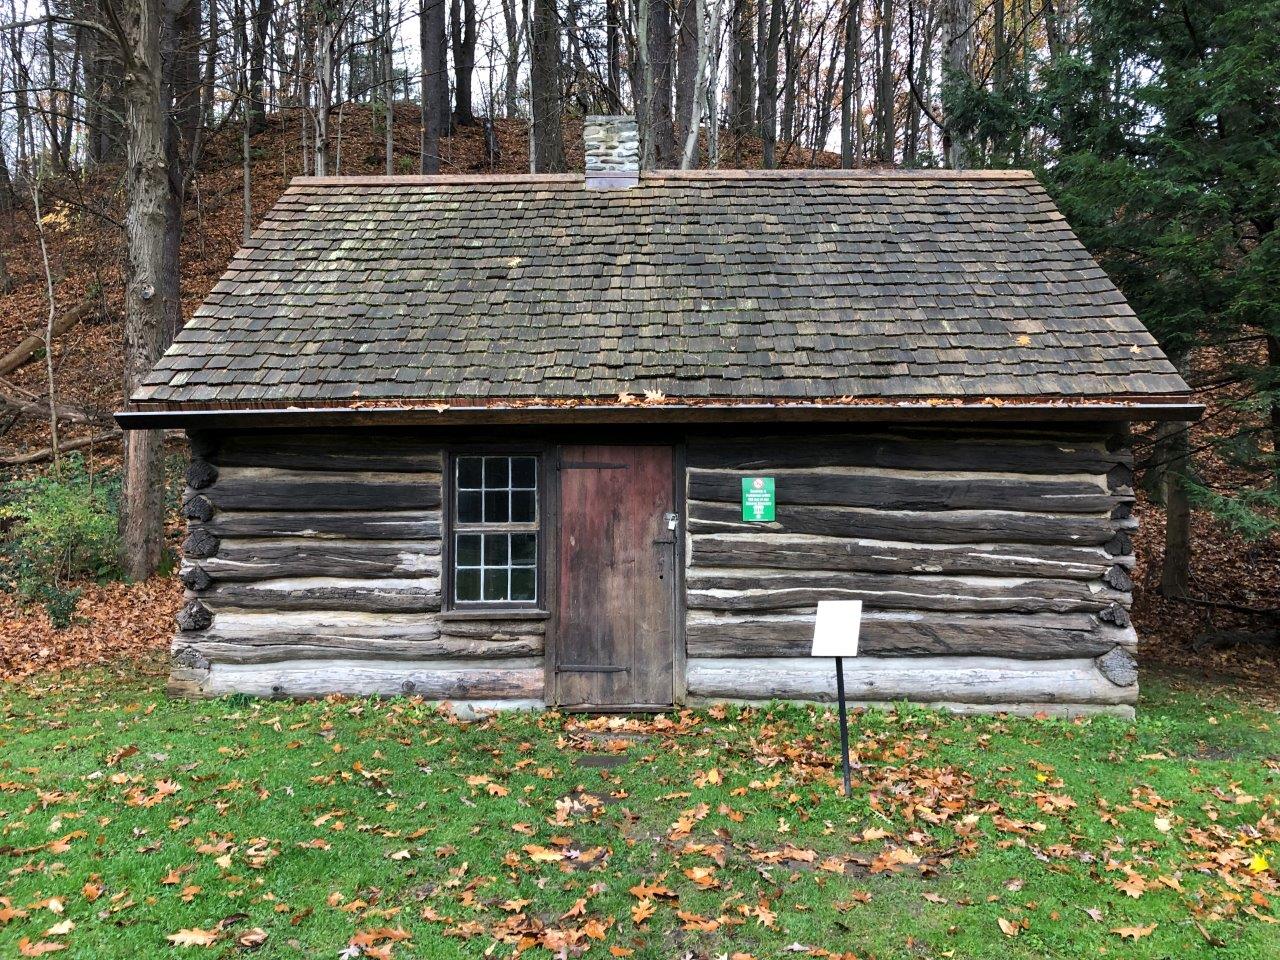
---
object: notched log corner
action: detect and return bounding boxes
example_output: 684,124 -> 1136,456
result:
176,599 -> 213,632
1103,531 -> 1132,557
172,644 -> 211,671
1096,647 -> 1138,687
180,564 -> 213,592
186,460 -> 219,490
183,527 -> 221,559
1098,603 -> 1130,628
182,494 -> 215,522
1103,565 -> 1134,592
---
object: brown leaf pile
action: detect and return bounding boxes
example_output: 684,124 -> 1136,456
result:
0,576 -> 180,681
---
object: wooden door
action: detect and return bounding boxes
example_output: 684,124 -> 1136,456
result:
555,445 -> 677,709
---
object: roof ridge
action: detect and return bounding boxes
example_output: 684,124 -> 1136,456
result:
285,168 -> 1037,190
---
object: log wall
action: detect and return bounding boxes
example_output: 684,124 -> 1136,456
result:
683,428 -> 1139,719
170,429 -> 545,705
172,424 -> 1141,719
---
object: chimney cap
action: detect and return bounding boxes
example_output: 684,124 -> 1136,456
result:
584,115 -> 639,188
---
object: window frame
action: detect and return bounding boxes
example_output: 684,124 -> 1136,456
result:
443,448 -> 546,613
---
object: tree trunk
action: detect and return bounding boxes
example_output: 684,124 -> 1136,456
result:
117,0 -> 171,580
839,0 -> 859,166
451,0 -> 477,124
760,0 -> 781,167
248,0 -> 274,135
674,0 -> 697,147
161,0 -> 200,342
502,0 -> 523,117
728,0 -> 754,136
606,0 -> 622,110
1160,423 -> 1192,598
876,0 -> 893,162
942,0 -> 971,168
530,0 -> 566,171
201,0 -> 218,128
646,0 -> 675,166
419,0 -> 446,172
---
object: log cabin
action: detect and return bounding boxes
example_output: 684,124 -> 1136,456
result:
116,116 -> 1201,719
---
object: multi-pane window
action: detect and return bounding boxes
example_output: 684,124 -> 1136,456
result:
452,455 -> 538,604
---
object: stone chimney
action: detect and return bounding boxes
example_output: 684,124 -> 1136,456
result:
584,115 -> 639,189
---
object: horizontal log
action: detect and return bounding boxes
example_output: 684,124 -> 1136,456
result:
195,539 -> 442,581
179,611 -> 545,663
690,533 -> 1125,580
200,577 -> 441,612
177,636 -> 542,664
688,468 -> 1122,514
203,511 -> 442,540
440,618 -> 547,641
688,435 -> 1128,475
204,467 -> 441,512
212,432 -> 444,472
686,570 -> 1128,614
685,612 -> 1136,658
688,501 -> 1121,546
197,657 -> 544,699
680,695 -> 1135,720
685,656 -> 1137,705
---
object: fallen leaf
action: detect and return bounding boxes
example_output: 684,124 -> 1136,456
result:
18,938 -> 67,956
1112,923 -> 1157,940
165,928 -> 220,947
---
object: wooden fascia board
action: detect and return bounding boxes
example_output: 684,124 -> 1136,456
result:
115,401 -> 1205,430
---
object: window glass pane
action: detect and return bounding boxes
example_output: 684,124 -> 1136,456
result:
457,456 -> 483,489
482,568 -> 507,601
510,567 -> 535,601
511,457 -> 537,489
484,533 -> 509,566
455,534 -> 481,567
484,456 -> 509,487
510,489 -> 536,523
451,454 -> 539,606
511,533 -> 537,565
455,568 -> 481,602
483,490 -> 509,523
457,490 -> 482,523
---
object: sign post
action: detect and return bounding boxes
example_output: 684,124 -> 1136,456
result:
811,600 -> 862,796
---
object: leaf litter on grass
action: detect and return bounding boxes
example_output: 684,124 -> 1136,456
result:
0,673 -> 1276,959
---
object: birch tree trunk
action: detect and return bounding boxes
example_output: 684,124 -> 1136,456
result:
680,0 -> 722,168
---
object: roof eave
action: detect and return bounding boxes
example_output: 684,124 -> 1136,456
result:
116,399 -> 1204,430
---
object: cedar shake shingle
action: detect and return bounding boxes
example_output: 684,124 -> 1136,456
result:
132,171 -> 1189,407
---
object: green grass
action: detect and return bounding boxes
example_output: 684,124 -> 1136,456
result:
0,669 -> 1277,959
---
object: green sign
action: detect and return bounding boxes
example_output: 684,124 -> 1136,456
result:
741,476 -> 776,522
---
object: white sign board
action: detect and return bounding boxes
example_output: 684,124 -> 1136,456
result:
810,600 -> 862,657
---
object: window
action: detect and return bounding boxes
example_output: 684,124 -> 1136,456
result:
451,455 -> 539,605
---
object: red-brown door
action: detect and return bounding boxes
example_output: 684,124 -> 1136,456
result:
555,445 -> 677,709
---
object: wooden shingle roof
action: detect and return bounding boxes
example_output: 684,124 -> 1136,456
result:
131,170 -> 1189,412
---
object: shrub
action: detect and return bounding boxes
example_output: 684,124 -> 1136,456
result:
0,456 -> 122,626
